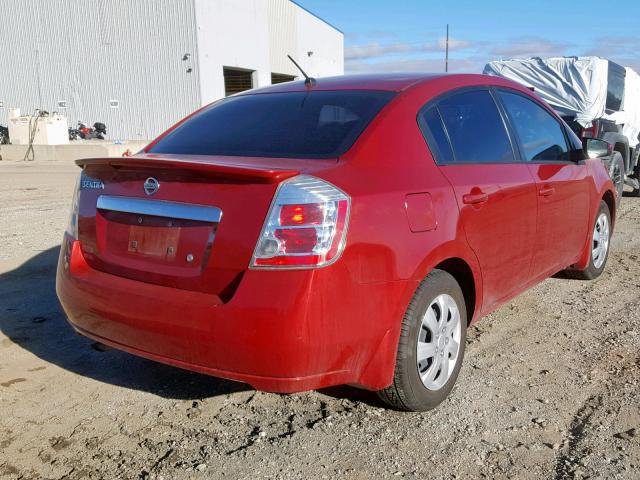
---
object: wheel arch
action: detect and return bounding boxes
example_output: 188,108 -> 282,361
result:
572,184 -> 617,272
602,188 -> 616,230
355,248 -> 482,391
432,257 -> 477,327
408,242 -> 483,326
602,132 -> 630,171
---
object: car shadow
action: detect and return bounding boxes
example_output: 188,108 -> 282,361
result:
318,385 -> 386,408
0,246 -> 248,400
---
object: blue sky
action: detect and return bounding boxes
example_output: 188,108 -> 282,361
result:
296,0 -> 640,73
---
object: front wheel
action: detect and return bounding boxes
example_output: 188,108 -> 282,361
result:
378,269 -> 467,411
568,200 -> 611,280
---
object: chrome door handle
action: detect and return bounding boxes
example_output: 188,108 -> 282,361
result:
538,187 -> 555,197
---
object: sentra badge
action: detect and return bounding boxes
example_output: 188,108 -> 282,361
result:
81,176 -> 105,190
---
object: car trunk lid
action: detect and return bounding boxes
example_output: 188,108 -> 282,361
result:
75,154 -> 306,297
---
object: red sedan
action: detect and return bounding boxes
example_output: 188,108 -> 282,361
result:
56,73 -> 616,411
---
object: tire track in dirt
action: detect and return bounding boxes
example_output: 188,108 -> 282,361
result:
554,394 -> 604,479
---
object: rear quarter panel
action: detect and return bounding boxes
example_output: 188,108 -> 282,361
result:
311,81 -> 487,388
328,85 -> 482,295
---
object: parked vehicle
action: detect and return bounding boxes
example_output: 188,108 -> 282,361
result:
56,73 -> 616,411
68,125 -> 81,141
93,122 -> 107,139
0,125 -> 9,144
75,121 -> 107,140
484,57 -> 640,204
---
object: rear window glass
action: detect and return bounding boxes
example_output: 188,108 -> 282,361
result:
437,90 -> 515,163
148,90 -> 395,159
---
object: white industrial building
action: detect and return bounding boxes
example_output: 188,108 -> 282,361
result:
0,0 -> 344,140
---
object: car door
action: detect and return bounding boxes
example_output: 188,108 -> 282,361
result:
419,88 -> 538,313
495,89 -> 591,277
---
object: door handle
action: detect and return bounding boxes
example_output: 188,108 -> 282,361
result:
462,192 -> 489,205
539,186 -> 555,197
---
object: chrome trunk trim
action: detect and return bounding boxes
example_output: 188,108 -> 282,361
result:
97,195 -> 222,223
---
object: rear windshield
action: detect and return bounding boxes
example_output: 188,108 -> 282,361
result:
148,90 -> 396,159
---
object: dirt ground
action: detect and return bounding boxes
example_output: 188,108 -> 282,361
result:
1,160 -> 639,480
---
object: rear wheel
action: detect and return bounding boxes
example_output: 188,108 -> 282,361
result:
378,269 -> 467,411
608,152 -> 624,205
568,200 -> 611,280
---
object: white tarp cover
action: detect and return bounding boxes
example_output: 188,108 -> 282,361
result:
483,56 -> 640,147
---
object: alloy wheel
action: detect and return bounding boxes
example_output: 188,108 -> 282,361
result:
416,294 -> 462,391
592,212 -> 610,269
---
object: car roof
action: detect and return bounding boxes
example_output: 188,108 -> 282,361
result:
242,73 -> 446,94
242,73 -> 519,95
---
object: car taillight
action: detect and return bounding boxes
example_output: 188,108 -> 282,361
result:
581,120 -> 600,139
279,203 -> 324,226
251,175 -> 350,269
66,173 -> 82,239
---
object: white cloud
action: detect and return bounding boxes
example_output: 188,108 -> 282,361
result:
585,36 -> 640,58
345,43 -> 416,61
345,56 -> 485,74
343,35 -> 640,77
345,37 -> 473,61
437,37 -> 472,51
490,37 -> 571,58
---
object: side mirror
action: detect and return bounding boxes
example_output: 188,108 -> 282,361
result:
583,138 -> 611,158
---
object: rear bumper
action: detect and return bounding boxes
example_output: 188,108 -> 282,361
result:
56,236 -> 407,392
70,323 -> 351,392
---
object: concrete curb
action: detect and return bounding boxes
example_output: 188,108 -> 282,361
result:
0,141 -> 149,162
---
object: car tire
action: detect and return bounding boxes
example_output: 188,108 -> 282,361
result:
628,160 -> 640,197
608,152 -> 624,205
378,269 -> 467,411
567,200 -> 612,280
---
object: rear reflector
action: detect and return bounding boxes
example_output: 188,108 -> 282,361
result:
251,175 -> 350,269
274,228 -> 318,253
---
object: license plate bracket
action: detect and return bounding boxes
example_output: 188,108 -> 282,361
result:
128,222 -> 180,259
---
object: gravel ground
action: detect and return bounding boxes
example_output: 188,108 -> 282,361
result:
1,160 -> 639,480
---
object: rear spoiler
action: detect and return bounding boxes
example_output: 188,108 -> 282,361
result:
76,155 -> 300,184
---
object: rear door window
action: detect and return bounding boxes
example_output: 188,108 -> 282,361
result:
498,91 -> 570,162
433,89 -> 516,164
419,107 -> 454,163
148,90 -> 395,159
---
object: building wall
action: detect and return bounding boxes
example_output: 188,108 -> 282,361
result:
267,0 -> 299,78
292,2 -> 344,79
0,0 -> 343,141
193,0 -> 272,105
195,0 -> 344,105
0,0 -> 201,140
